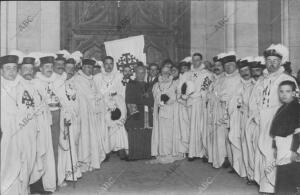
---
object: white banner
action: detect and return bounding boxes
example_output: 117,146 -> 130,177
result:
104,35 -> 146,72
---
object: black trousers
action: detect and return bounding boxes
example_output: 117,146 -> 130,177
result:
275,162 -> 300,195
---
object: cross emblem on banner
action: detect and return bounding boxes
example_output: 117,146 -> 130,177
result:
116,53 -> 139,71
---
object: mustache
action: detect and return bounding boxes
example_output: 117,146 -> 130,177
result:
242,74 -> 250,77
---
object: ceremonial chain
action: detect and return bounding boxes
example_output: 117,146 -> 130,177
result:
158,79 -> 173,93
102,73 -> 116,88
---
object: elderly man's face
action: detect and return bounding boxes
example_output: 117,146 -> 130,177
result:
104,58 -> 114,73
20,64 -> 34,80
40,63 -> 54,78
192,55 -> 202,69
135,67 -> 146,81
54,59 -> 65,75
224,62 -> 237,74
266,56 -> 281,73
149,65 -> 159,78
1,63 -> 18,80
239,66 -> 251,80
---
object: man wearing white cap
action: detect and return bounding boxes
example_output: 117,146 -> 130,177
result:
256,44 -> 297,193
180,53 -> 213,161
73,58 -> 107,171
245,57 -> 266,185
207,54 -> 225,165
56,53 -> 82,186
1,54 -> 25,195
34,54 -> 66,187
212,51 -> 242,172
232,57 -> 255,180
208,53 -> 233,168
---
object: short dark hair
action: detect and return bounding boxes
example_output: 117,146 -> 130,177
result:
103,56 -> 114,62
279,80 -> 297,91
149,63 -> 159,69
162,59 -> 174,67
192,53 -> 203,60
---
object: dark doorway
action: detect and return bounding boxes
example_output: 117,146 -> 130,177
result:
60,1 -> 190,65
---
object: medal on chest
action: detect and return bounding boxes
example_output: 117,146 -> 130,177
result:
21,90 -> 35,109
201,76 -> 212,91
46,84 -> 59,105
65,83 -> 76,101
262,80 -> 271,107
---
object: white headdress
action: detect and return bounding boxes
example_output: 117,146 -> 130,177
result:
69,51 -> 83,65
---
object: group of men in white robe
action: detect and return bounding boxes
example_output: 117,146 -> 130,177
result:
150,44 -> 298,194
1,42 -> 298,195
1,50 -> 128,195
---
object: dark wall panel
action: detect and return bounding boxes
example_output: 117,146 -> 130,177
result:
60,1 -> 190,65
258,0 -> 281,55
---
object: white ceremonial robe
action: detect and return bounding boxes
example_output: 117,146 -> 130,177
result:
94,71 -> 125,153
73,70 -> 106,172
215,70 -> 241,166
104,94 -> 128,152
17,77 -> 47,193
34,72 -> 65,183
1,75 -> 23,195
174,76 -> 190,154
245,77 -> 264,182
257,67 -> 297,193
152,78 -> 184,163
56,77 -> 82,185
228,78 -> 253,178
33,73 -> 64,191
207,73 -> 225,166
28,88 -> 56,193
239,79 -> 255,180
181,65 -> 213,158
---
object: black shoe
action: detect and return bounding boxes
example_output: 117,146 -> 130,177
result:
103,153 -> 110,162
188,157 -> 195,161
228,168 -> 236,174
202,157 -> 208,163
119,149 -> 127,160
246,179 -> 256,185
31,190 -> 53,194
222,157 -> 230,168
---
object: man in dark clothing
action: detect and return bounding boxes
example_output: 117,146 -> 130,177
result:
125,65 -> 154,160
